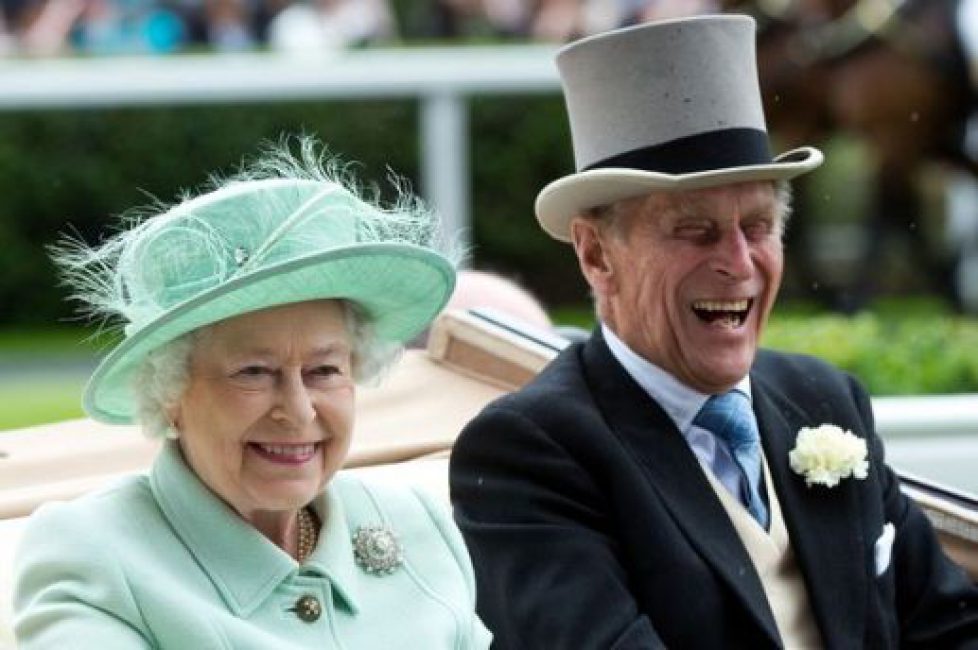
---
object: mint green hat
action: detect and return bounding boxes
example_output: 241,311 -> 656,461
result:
64,175 -> 455,424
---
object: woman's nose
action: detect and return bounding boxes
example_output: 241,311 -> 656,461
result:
271,373 -> 316,427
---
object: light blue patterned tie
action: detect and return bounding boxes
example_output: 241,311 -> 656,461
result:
694,390 -> 769,529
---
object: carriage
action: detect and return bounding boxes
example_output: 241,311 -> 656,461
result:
0,309 -> 975,648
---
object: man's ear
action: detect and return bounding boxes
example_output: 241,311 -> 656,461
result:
570,217 -> 618,297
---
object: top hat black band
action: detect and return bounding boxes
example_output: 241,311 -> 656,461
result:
582,128 -> 773,175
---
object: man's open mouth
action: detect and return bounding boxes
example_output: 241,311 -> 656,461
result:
692,299 -> 753,328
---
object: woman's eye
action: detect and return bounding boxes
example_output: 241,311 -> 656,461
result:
309,365 -> 341,378
235,366 -> 273,379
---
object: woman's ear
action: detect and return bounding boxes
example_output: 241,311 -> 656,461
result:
570,217 -> 618,298
165,403 -> 182,440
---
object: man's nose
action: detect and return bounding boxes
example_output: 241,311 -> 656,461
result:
710,228 -> 753,281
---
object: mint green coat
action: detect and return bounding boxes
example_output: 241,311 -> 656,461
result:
13,442 -> 491,649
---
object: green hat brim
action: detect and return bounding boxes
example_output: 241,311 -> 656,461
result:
84,242 -> 454,423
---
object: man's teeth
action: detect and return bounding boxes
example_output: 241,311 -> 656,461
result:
716,313 -> 741,328
692,299 -> 750,312
256,443 -> 316,457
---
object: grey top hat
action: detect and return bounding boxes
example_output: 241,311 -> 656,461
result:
535,14 -> 823,242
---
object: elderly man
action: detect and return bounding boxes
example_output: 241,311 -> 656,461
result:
450,15 -> 978,649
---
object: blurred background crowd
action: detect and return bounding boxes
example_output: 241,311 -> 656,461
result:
0,0 -> 721,56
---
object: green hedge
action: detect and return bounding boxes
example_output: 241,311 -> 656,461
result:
0,95 -> 581,326
0,308 -> 975,431
763,312 -> 978,395
0,74 -> 954,327
553,306 -> 978,395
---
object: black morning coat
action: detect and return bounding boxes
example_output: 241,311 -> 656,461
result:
450,329 -> 978,649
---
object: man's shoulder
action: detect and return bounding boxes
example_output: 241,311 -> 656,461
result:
753,347 -> 848,382
455,341 -> 609,455
477,342 -> 591,418
752,348 -> 859,401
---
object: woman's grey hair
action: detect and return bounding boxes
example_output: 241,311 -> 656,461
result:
134,299 -> 398,438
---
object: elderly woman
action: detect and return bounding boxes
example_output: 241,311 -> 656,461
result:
12,140 -> 492,649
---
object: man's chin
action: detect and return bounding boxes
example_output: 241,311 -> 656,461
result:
685,351 -> 756,392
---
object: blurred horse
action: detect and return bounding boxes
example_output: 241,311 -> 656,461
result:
725,0 -> 978,310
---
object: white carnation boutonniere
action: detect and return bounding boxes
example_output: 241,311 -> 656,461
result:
789,424 -> 869,488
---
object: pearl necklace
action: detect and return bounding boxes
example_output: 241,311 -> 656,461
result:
297,507 -> 319,563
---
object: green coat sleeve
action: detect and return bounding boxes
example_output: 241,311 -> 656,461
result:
13,502 -> 152,649
411,485 -> 493,649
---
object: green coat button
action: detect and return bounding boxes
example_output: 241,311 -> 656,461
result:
292,594 -> 322,623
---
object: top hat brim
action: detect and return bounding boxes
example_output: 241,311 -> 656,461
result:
535,146 -> 823,242
84,243 -> 454,424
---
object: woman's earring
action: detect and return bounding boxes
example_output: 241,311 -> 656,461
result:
165,421 -> 180,440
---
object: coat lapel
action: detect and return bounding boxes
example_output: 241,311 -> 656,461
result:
751,373 -> 868,648
581,333 -> 782,647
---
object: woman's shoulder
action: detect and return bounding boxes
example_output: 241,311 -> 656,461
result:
331,466 -> 449,530
330,464 -> 470,573
328,466 -> 482,632
20,474 -> 155,542
14,475 -> 156,604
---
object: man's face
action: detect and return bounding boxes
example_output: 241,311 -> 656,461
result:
571,181 -> 783,394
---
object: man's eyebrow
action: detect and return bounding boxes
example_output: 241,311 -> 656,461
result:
671,195 -> 709,219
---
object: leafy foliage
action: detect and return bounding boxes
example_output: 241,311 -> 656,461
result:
551,305 -> 978,395
763,311 -> 978,395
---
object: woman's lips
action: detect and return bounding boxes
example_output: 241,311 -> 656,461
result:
248,442 -> 320,465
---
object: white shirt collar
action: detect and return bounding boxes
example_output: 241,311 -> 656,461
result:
601,323 -> 751,433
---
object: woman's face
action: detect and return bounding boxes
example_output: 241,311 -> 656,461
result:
171,300 -> 355,521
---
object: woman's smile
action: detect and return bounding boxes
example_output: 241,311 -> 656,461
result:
248,441 -> 322,465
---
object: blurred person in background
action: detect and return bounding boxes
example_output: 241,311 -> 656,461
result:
267,0 -> 395,53
12,138 -> 491,648
13,0 -> 90,55
409,268 -> 555,349
427,0 -> 529,39
447,269 -> 552,329
570,0 -> 722,39
191,0 -> 258,50
529,0 -> 581,41
17,0 -> 187,55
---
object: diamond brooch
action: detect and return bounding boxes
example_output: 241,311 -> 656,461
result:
233,246 -> 250,266
352,525 -> 403,575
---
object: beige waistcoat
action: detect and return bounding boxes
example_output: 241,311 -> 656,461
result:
702,456 -> 824,649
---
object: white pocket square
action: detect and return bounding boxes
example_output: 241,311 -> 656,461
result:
874,522 -> 895,576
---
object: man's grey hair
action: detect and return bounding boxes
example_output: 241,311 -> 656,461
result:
132,299 -> 398,438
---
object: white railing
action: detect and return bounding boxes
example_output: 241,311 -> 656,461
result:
0,46 -> 562,249
873,393 -> 978,439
